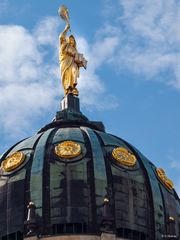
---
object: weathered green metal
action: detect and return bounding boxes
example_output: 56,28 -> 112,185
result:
0,95 -> 179,240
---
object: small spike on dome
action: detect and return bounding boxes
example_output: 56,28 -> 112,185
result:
25,202 -> 37,236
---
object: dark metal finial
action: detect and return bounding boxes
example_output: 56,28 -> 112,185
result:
24,202 -> 37,236
101,194 -> 114,233
167,216 -> 176,237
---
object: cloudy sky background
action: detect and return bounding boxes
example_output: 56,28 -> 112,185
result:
0,0 -> 180,195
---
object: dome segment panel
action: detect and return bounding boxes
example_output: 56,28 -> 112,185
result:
160,186 -> 180,235
0,133 -> 42,166
30,128 -> 56,234
110,153 -> 153,238
135,149 -> 169,239
94,131 -> 155,238
50,127 -> 88,232
81,127 -> 108,230
53,127 -> 84,144
50,126 -> 109,234
0,133 -> 42,238
150,163 -> 180,237
6,170 -> 26,234
95,131 -> 128,148
0,177 -> 7,235
8,133 -> 43,154
50,157 -> 90,232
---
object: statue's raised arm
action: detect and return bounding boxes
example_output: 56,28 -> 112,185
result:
59,23 -> 70,45
58,5 -> 87,96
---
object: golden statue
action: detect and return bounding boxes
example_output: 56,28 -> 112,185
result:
58,5 -> 87,96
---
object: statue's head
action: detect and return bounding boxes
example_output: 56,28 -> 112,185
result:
69,35 -> 76,47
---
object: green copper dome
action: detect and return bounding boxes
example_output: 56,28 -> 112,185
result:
0,94 -> 180,240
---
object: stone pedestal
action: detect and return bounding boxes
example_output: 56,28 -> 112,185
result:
61,93 -> 80,112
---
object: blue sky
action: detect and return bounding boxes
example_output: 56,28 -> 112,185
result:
0,0 -> 180,195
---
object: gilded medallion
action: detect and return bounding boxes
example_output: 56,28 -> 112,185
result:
55,141 -> 81,159
156,168 -> 174,190
1,151 -> 26,172
112,147 -> 137,167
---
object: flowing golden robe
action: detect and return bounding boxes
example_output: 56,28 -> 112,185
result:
59,34 -> 80,95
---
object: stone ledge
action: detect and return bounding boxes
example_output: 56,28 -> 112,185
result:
101,233 -> 116,240
24,235 -> 100,240
24,234 -> 127,240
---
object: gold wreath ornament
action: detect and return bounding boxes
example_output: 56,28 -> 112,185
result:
1,152 -> 26,172
156,168 -> 174,190
112,147 -> 137,167
55,141 -> 81,159
58,5 -> 70,25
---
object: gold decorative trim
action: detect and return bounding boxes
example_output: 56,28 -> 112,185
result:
156,168 -> 174,190
55,141 -> 81,159
1,152 -> 26,172
112,147 -> 137,167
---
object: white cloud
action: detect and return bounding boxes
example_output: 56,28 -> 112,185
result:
1,1 -> 180,144
0,83 -> 57,134
0,25 -> 42,83
0,16 -> 119,142
0,19 -> 60,140
120,0 -> 180,44
100,0 -> 180,90
34,16 -> 60,46
76,35 -> 119,109
101,0 -> 119,18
